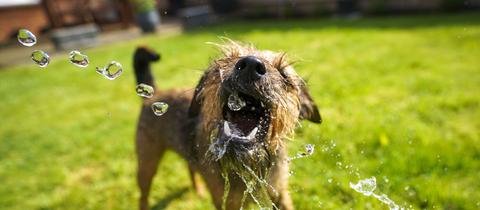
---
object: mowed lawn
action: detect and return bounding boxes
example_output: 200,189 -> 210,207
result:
0,13 -> 479,210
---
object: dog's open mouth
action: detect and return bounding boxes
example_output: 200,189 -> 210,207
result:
207,92 -> 271,161
222,92 -> 270,141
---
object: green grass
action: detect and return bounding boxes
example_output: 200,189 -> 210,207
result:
1,13 -> 479,210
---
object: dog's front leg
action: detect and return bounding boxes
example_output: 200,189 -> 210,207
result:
269,149 -> 294,210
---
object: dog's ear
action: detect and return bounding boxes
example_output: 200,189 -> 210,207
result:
298,83 -> 321,123
188,73 -> 208,117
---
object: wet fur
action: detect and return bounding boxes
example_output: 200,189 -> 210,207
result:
134,41 -> 320,210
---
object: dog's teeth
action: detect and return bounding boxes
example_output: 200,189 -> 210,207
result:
223,121 -> 232,136
246,127 -> 258,139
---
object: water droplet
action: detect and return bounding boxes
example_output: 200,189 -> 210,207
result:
383,176 -> 389,183
17,29 -> 36,47
372,193 -> 402,210
136,83 -> 154,98
350,177 -> 376,196
305,144 -> 314,155
287,144 -> 315,162
31,50 -> 50,67
227,92 -> 246,111
96,61 -> 123,80
151,102 -> 168,116
69,50 -> 89,67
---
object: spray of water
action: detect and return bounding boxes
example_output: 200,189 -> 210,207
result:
349,177 -> 404,210
287,144 -> 315,162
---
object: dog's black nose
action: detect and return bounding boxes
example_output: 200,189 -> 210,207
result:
235,56 -> 266,79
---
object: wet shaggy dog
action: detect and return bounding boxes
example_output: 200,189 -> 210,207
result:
133,41 -> 321,210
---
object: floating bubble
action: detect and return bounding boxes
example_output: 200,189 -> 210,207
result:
349,177 -> 377,196
31,50 -> 50,67
227,92 -> 246,111
96,61 -> 123,80
151,102 -> 168,116
136,83 -> 154,98
17,29 -> 36,47
69,50 -> 89,67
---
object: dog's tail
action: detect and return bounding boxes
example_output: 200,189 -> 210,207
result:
133,46 -> 161,88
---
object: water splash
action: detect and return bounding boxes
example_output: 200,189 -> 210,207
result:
96,61 -> 123,80
219,158 -> 279,210
350,177 -> 404,210
227,92 -> 246,111
221,170 -> 230,210
31,50 -> 50,67
372,193 -> 403,210
315,139 -> 410,208
151,102 -> 168,116
236,169 -> 277,210
242,163 -> 278,198
68,50 -> 89,67
135,83 -> 154,98
17,29 -> 36,47
350,177 -> 376,196
287,144 -> 315,162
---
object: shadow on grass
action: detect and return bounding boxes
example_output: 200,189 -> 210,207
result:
151,187 -> 190,210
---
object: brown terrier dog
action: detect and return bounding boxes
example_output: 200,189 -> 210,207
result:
133,41 -> 321,210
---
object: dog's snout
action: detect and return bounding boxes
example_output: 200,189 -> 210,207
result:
235,56 -> 266,78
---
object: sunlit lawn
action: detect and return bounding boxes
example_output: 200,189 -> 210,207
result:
0,13 -> 479,210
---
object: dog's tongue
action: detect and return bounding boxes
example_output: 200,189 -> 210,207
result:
223,121 -> 257,140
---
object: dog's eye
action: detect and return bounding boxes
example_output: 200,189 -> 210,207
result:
278,68 -> 289,78
276,68 -> 288,78
277,68 -> 296,88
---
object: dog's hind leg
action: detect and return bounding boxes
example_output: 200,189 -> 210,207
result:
136,131 -> 165,210
188,166 -> 207,198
